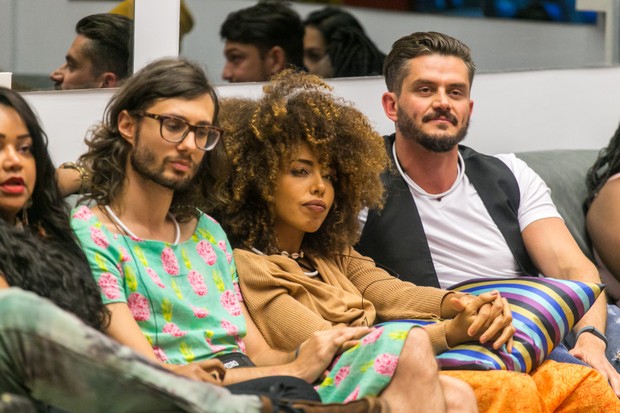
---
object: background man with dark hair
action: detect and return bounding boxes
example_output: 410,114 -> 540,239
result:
50,13 -> 133,90
219,1 -> 304,83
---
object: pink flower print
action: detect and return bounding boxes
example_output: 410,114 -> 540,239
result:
72,206 -> 94,221
146,267 -> 165,288
188,270 -> 208,296
361,327 -> 384,345
116,263 -> 124,278
221,319 -> 239,336
233,282 -> 243,302
196,240 -> 217,266
236,336 -> 246,353
217,240 -> 228,253
192,306 -> 209,318
344,386 -> 360,403
205,337 -> 227,353
374,353 -> 399,376
161,247 -> 179,275
119,246 -> 131,262
220,290 -> 241,316
127,293 -> 150,321
216,240 -> 233,264
90,226 -> 109,248
163,322 -> 187,337
334,366 -> 350,386
153,346 -> 168,363
98,273 -> 120,299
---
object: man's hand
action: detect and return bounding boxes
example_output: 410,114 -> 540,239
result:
570,332 -> 620,397
164,359 -> 226,384
445,291 -> 515,351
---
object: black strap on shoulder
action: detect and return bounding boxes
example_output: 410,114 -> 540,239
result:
460,146 -> 538,277
357,134 -> 440,287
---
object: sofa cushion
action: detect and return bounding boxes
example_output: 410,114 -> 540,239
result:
515,149 -> 598,259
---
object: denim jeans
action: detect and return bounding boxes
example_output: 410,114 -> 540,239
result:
603,303 -> 620,373
0,288 -> 262,413
558,303 -> 620,373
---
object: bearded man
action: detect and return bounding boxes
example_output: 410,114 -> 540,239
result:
356,31 -> 620,395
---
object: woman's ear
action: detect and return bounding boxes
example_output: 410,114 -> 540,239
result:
117,110 -> 136,146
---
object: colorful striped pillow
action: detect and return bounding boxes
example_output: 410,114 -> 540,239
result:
393,277 -> 603,373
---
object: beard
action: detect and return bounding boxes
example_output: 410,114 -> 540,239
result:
397,106 -> 470,153
130,132 -> 197,191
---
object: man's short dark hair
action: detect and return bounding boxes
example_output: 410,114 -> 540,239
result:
220,1 -> 304,68
383,31 -> 476,94
76,13 -> 133,81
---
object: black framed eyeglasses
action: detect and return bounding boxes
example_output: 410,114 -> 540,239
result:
138,112 -> 223,151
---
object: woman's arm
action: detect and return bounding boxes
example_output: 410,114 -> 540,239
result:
344,248 -> 449,317
0,275 -> 8,289
234,250 -> 335,351
587,178 -> 620,283
56,164 -> 84,197
223,300 -> 370,385
345,248 -> 514,351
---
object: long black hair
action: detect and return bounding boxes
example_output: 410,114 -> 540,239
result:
585,122 -> 620,212
304,7 -> 385,77
0,87 -> 109,331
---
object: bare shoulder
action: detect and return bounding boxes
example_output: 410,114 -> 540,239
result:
587,178 -> 620,242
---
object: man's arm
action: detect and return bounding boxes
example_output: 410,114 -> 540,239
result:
105,302 -> 226,384
522,217 -> 620,395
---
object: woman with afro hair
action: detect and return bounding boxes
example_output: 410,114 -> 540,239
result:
211,69 -> 620,413
211,70 -> 535,412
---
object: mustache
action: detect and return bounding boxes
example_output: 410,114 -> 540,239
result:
167,156 -> 195,167
422,109 -> 458,125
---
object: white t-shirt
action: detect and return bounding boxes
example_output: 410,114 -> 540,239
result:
359,146 -> 561,289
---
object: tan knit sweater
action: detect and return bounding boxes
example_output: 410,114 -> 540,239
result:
235,246 -> 452,353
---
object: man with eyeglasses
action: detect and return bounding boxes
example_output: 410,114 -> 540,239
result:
43,57 -> 387,412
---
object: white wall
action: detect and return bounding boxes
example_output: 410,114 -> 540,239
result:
22,66 -> 620,166
0,0 -> 609,83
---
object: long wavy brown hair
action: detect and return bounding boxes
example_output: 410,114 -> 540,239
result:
215,70 -> 387,256
78,57 -> 219,222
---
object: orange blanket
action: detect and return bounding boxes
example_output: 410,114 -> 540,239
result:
442,360 -> 619,412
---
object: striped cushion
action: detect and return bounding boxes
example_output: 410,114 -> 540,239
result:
398,277 -> 603,373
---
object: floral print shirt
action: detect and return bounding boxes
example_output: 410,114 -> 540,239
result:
71,206 -> 246,365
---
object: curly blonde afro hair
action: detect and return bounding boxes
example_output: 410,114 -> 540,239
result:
219,70 -> 388,256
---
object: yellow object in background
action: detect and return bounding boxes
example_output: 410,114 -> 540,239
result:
109,0 -> 194,39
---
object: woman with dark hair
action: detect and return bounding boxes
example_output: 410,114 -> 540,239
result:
584,125 -> 620,363
303,7 -> 385,78
585,125 -> 620,306
0,86 -> 107,330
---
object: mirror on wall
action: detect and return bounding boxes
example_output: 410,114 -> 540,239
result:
2,0 -> 607,91
294,0 -> 596,23
180,0 -> 607,85
3,0 -> 132,92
